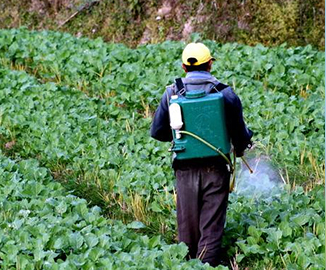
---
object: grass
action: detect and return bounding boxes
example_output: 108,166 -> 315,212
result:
0,0 -> 324,49
130,193 -> 149,225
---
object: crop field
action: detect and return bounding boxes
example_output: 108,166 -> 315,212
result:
0,28 -> 325,269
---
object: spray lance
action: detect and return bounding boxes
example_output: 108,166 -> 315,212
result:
178,130 -> 253,192
169,94 -> 253,192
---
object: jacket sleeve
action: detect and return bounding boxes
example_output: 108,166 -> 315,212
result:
222,87 -> 253,157
150,88 -> 173,142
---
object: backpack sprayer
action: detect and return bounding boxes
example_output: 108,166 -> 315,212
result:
168,88 -> 253,192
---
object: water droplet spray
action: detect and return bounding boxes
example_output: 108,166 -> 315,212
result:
235,155 -> 284,196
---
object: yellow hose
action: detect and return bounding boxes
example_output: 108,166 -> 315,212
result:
178,130 -> 235,192
229,150 -> 236,192
177,130 -> 253,192
178,130 -> 233,170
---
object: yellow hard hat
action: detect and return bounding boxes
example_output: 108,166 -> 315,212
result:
182,42 -> 215,66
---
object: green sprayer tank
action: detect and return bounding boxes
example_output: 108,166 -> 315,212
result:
169,90 -> 230,160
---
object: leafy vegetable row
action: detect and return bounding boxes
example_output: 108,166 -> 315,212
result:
0,65 -> 324,269
226,186 -> 325,269
0,28 -> 324,183
0,29 -> 324,269
0,152 -> 219,270
0,67 -> 175,233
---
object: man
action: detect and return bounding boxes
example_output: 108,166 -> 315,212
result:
150,42 -> 253,267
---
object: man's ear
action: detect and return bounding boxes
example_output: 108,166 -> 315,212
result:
182,64 -> 188,73
207,60 -> 213,72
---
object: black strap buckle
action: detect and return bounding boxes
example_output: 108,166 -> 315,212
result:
175,78 -> 186,96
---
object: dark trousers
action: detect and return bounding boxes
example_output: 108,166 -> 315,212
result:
175,164 -> 230,267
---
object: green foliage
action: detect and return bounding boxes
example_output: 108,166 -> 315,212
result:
0,28 -> 323,184
296,0 -> 325,49
0,153 -> 219,269
225,186 -> 325,269
0,28 -> 324,269
240,0 -> 299,47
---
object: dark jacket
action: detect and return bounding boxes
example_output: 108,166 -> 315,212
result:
151,72 -> 253,168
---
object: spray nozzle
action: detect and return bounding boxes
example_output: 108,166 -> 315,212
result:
241,157 -> 254,173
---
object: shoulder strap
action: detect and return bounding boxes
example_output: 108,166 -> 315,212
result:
174,78 -> 186,96
165,85 -> 173,109
211,81 -> 229,93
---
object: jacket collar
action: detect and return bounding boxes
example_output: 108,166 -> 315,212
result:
185,71 -> 213,79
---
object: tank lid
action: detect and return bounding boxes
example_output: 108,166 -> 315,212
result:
185,90 -> 206,99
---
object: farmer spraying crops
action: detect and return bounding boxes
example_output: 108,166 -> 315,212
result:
151,42 -> 253,267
